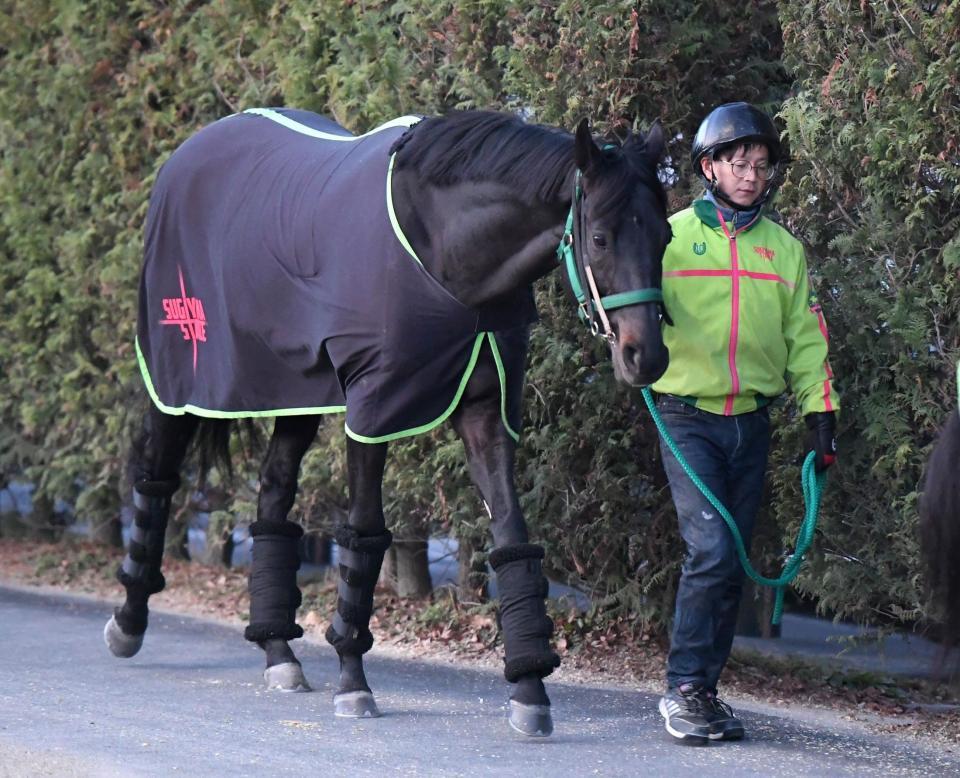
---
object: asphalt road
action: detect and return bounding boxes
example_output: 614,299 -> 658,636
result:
0,586 -> 957,777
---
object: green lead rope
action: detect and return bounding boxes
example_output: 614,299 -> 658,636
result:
641,387 -> 826,625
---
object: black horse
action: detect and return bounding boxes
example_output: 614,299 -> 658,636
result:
920,401 -> 960,657
103,107 -> 670,736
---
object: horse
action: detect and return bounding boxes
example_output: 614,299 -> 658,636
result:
102,107 -> 671,737
919,399 -> 960,659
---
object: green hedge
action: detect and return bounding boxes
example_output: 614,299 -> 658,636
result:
5,0 -> 953,631
773,0 -> 960,624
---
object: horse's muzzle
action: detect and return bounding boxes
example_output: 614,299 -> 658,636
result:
613,339 -> 669,387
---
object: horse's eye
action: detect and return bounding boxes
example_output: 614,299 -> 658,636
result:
592,234 -> 607,249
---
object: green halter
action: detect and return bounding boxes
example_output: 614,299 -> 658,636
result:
555,169 -> 664,340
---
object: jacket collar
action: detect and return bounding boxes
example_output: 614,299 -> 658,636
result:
693,197 -> 763,233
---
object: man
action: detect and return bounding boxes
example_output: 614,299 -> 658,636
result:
653,102 -> 839,744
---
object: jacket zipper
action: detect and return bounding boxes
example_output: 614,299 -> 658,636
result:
717,211 -> 741,416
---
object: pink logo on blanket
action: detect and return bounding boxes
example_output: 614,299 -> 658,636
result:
160,265 -> 207,374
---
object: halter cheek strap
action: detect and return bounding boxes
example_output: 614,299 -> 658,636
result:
555,169 -> 666,342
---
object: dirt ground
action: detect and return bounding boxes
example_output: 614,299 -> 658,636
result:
1,536 -> 958,749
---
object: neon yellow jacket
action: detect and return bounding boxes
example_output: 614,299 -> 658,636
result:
652,200 -> 840,416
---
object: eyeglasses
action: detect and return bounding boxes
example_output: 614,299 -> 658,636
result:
714,159 -> 777,180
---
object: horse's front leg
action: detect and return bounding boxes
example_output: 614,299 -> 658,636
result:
452,357 -> 560,737
325,437 -> 393,718
246,415 -> 320,692
104,405 -> 198,658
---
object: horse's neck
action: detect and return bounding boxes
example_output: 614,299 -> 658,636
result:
393,173 -> 571,308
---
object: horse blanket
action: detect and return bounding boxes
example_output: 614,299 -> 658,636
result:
136,108 -> 537,442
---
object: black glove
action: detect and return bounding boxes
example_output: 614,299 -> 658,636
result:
804,412 -> 837,472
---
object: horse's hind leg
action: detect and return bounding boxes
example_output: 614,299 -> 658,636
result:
325,437 -> 392,718
920,409 -> 960,648
451,351 -> 559,737
104,405 -> 198,657
244,415 -> 321,692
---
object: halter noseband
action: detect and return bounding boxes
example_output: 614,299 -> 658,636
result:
555,169 -> 666,343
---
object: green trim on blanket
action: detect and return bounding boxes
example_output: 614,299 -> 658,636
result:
344,332 -> 520,444
243,110 -> 424,272
243,108 -> 421,142
138,333 -> 519,442
244,108 -> 423,268
136,336 -> 347,418
386,152 -> 424,269
487,332 -> 521,442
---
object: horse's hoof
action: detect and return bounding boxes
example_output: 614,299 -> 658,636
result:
264,662 -> 311,692
334,690 -> 381,718
508,700 -> 553,737
103,615 -> 144,658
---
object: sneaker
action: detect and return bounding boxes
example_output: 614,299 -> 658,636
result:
658,683 -> 711,744
704,691 -> 744,741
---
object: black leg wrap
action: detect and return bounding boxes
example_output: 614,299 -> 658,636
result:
116,567 -> 166,600
244,522 -> 305,643
133,476 -> 181,498
325,526 -> 392,657
324,624 -> 375,656
490,543 -> 561,683
249,519 -> 305,540
117,484 -> 179,597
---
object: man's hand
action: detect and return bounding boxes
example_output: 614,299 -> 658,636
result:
804,412 -> 837,472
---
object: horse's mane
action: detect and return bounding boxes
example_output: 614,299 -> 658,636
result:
391,111 -> 572,202
391,110 -> 665,212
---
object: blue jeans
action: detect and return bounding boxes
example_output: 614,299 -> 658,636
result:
656,395 -> 771,691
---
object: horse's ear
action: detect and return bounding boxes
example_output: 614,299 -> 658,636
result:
574,118 -> 602,171
643,120 -> 666,163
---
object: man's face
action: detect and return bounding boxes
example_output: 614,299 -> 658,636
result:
700,144 -> 772,208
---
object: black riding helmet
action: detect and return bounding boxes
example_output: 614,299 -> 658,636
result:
691,102 -> 782,211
